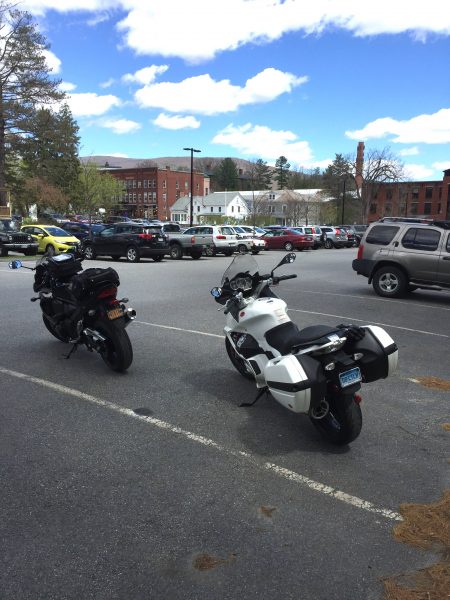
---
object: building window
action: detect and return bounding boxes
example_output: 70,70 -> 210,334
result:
269,193 -> 275,200
385,203 -> 392,215
218,207 -> 221,213
282,205 -> 286,213
197,206 -> 200,212
232,206 -> 235,212
185,181 -> 188,189
138,181 -> 142,188
412,188 -> 419,200
211,207 -> 214,212
162,180 -> 166,188
386,189 -> 393,200
162,193 -> 167,202
133,180 -> 137,188
176,180 -> 179,189
143,180 -> 147,188
425,187 -> 433,199
410,203 -> 418,215
424,202 -> 432,214
238,206 -> 240,213
369,203 -> 377,214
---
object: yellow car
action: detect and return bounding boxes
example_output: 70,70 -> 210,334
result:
21,224 -> 81,256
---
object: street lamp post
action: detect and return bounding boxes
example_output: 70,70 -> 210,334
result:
183,147 -> 201,227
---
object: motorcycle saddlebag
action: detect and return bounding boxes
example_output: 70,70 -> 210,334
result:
264,354 -> 326,414
45,254 -> 83,278
352,325 -> 398,382
70,267 -> 120,299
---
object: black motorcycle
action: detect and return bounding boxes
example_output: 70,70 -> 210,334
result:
9,252 -> 136,372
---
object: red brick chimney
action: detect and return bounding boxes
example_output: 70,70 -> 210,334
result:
356,142 -> 364,191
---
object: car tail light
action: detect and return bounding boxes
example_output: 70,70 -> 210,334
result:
138,233 -> 155,240
215,235 -> 226,239
191,236 -> 196,244
356,244 -> 364,259
97,286 -> 117,299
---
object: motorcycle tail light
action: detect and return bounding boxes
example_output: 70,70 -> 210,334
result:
97,286 -> 117,299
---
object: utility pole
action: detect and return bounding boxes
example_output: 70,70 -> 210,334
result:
183,147 -> 201,227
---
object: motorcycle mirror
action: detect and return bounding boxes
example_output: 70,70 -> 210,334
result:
8,259 -> 23,270
210,287 -> 222,298
273,252 -> 296,270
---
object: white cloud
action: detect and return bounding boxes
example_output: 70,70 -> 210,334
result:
23,1 -> 450,62
399,146 -> 419,156
122,65 -> 169,85
100,78 -> 116,89
433,161 -> 450,171
135,68 -> 306,115
212,123 -> 315,166
59,81 -> 77,92
346,108 -> 450,144
100,118 -> 141,134
153,113 -> 200,130
43,49 -> 61,73
65,92 -> 122,117
403,163 -> 436,180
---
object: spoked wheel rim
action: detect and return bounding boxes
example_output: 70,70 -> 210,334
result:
378,272 -> 400,294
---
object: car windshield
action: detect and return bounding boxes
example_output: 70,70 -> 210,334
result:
221,253 -> 259,285
44,226 -> 72,237
0,219 -> 19,231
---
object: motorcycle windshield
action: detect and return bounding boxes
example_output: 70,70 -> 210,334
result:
221,254 -> 259,285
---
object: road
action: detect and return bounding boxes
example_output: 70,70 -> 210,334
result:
1,248 -> 449,600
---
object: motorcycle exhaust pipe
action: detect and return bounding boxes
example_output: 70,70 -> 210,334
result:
123,307 -> 137,322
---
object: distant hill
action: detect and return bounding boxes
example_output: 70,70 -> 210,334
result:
80,155 -> 269,174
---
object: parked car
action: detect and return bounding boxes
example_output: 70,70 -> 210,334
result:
228,226 -> 267,254
290,225 -> 323,249
261,228 -> 314,251
182,225 -> 238,256
104,216 -> 134,224
0,218 -> 38,256
61,221 -> 105,240
21,224 -> 81,256
319,226 -> 348,249
336,225 -> 357,248
352,224 -> 368,246
237,225 -> 267,237
82,222 -> 168,262
352,217 -> 450,297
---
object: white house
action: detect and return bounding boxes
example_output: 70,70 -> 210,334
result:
170,191 -> 250,224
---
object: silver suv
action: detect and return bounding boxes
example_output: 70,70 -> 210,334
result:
319,226 -> 348,249
352,218 -> 450,297
182,225 -> 238,256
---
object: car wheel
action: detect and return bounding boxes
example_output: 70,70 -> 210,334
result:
153,254 -> 164,262
24,250 -> 35,256
251,250 -> 260,255
223,250 -> 233,257
84,244 -> 96,260
191,251 -> 202,260
126,246 -> 140,262
45,244 -> 56,256
284,242 -> 294,251
238,244 -> 247,254
373,266 -> 408,298
169,244 -> 183,260
324,239 -> 333,249
204,245 -> 216,257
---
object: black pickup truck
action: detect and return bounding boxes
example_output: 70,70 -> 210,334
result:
0,218 -> 38,256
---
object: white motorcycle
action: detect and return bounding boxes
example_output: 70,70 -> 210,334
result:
211,252 -> 398,445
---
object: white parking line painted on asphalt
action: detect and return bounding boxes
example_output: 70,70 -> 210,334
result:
0,365 -> 402,523
289,309 -> 450,338
289,288 -> 450,312
136,321 -> 223,338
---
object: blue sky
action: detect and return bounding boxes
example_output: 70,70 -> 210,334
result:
23,0 -> 450,181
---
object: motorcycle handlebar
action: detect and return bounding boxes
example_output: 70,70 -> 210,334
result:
272,274 -> 297,284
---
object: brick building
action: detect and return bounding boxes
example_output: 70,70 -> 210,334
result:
104,165 -> 209,220
366,168 -> 450,222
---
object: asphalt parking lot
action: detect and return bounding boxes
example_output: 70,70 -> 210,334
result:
1,248 -> 449,600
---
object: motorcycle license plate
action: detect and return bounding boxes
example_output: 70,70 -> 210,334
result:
107,307 -> 124,320
339,367 -> 362,388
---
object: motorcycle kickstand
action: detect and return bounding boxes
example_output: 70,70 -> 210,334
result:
64,342 -> 79,360
240,386 -> 269,407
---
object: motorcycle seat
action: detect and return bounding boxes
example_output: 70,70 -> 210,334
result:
266,322 -> 340,355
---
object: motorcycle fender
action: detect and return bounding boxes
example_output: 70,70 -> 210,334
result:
264,354 -> 311,413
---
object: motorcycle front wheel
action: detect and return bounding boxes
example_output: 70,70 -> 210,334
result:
225,338 -> 254,381
94,319 -> 133,372
310,394 -> 362,445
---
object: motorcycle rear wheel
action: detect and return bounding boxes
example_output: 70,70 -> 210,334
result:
225,338 -> 254,381
94,319 -> 133,372
310,394 -> 362,445
42,314 -> 70,343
